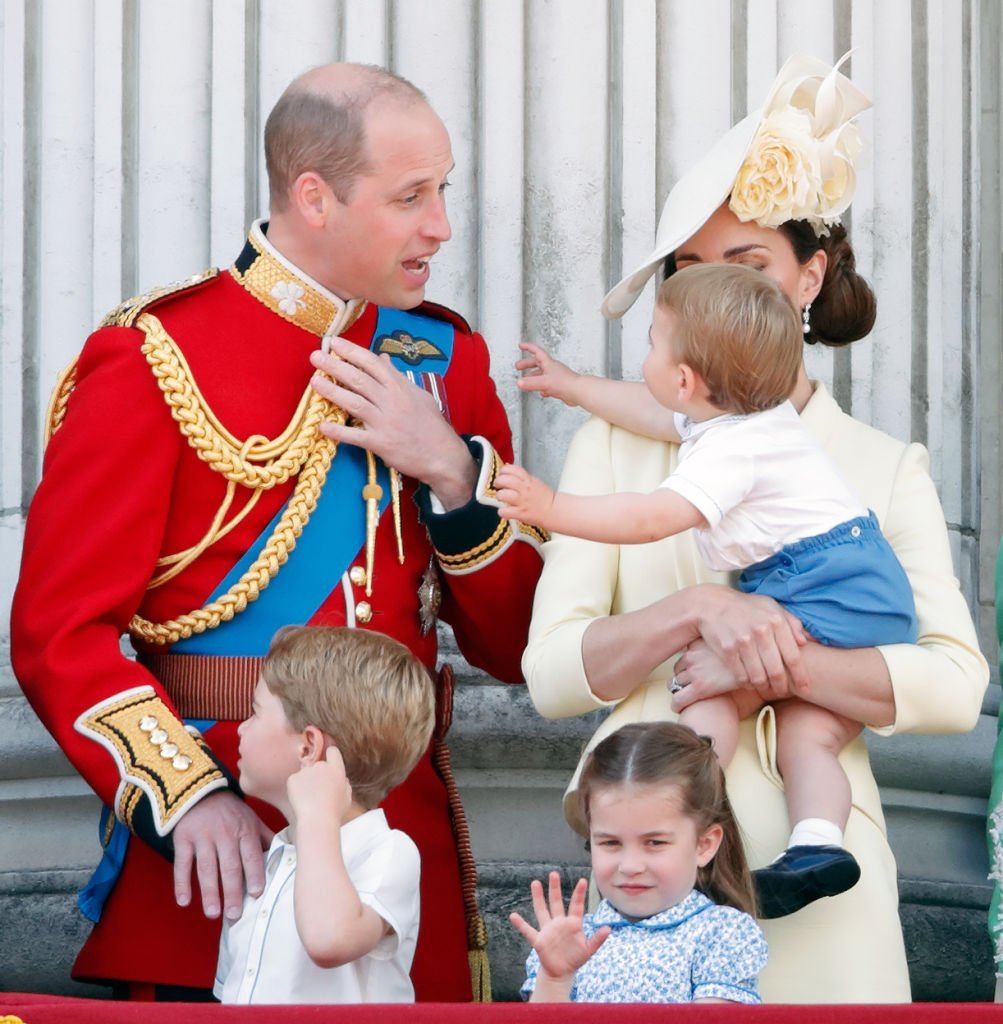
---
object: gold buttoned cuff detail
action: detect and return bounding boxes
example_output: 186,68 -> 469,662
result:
75,686 -> 228,837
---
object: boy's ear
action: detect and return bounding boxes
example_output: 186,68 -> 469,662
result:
677,363 -> 698,400
299,724 -> 328,765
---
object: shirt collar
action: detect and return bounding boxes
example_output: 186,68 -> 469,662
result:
229,218 -> 367,343
678,399 -> 799,444
593,888 -> 714,930
267,808 -> 389,868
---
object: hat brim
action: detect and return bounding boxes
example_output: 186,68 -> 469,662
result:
601,110 -> 761,320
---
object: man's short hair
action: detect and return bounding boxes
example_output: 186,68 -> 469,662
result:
262,626 -> 435,808
264,65 -> 426,209
656,263 -> 802,415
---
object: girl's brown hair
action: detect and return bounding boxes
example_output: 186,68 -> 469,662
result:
577,722 -> 756,917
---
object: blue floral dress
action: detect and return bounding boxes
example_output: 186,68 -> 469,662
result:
520,889 -> 767,1003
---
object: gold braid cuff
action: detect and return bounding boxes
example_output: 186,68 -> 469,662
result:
74,687 -> 228,837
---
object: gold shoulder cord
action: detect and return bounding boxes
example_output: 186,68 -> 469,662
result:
48,311 -> 346,647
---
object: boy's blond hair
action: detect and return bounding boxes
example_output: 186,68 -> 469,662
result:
657,263 -> 802,415
262,626 -> 435,809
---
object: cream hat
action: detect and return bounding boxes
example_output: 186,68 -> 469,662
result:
601,53 -> 872,320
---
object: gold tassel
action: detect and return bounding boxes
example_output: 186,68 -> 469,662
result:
390,466 -> 405,564
468,913 -> 492,1002
361,450 -> 383,597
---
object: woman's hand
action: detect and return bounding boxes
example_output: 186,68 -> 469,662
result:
510,873 -> 610,1001
671,640 -> 767,718
692,585 -> 810,698
516,342 -> 583,406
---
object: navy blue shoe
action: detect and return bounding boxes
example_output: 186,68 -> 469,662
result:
753,844 -> 861,919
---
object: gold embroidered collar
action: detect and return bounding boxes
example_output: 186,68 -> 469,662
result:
230,219 -> 366,340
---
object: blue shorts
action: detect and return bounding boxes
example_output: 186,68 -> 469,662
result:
737,513 -> 918,648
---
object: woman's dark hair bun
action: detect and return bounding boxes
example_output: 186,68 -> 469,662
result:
779,221 -> 876,347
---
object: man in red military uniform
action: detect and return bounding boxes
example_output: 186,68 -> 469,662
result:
11,64 -> 543,1002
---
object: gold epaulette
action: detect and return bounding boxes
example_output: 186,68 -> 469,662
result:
45,268 -> 220,445
100,267 -> 219,328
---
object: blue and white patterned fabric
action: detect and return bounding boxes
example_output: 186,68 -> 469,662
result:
520,889 -> 767,1003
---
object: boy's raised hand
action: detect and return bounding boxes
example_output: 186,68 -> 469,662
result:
495,463 -> 555,528
287,745 -> 354,823
516,342 -> 582,406
510,872 -> 611,989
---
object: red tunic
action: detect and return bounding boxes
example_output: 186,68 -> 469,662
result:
11,232 -> 543,999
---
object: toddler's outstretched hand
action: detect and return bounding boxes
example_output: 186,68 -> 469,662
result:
516,342 -> 581,406
510,872 -> 611,993
495,464 -> 555,527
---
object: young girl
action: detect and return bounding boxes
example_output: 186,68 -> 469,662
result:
497,263 -> 918,919
511,722 -> 767,1003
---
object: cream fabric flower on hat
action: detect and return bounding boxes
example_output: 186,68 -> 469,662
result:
601,52 -> 872,320
731,53 -> 869,235
730,108 -> 824,228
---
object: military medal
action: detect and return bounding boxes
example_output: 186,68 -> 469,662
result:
418,559 -> 442,636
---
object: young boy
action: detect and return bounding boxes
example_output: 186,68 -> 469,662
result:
496,263 -> 918,919
213,626 -> 435,1004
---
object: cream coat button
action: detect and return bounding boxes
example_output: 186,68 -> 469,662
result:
349,565 -> 367,588
355,601 -> 373,624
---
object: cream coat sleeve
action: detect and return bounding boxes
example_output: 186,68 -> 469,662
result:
870,442 -> 988,734
799,386 -> 988,736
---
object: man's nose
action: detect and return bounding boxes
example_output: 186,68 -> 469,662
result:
424,193 -> 451,243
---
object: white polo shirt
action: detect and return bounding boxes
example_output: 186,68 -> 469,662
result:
662,402 -> 867,572
214,809 -> 420,1004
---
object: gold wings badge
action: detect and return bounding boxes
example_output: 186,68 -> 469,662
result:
375,330 -> 446,366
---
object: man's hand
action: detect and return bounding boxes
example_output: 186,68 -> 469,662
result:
172,790 -> 272,921
495,463 -> 556,528
310,340 -> 477,510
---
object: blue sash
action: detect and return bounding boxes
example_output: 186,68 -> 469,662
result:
172,308 -> 455,657
81,310 -> 455,921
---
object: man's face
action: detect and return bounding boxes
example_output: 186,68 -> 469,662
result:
323,98 -> 454,308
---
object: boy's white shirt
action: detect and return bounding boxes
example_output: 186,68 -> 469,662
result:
661,400 -> 867,571
214,808 -> 420,1004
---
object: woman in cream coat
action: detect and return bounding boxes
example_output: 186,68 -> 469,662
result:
523,56 -> 988,1003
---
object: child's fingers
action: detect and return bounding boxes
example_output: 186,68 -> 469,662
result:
567,877 -> 590,918
517,376 -> 550,395
587,925 -> 612,956
509,911 -> 541,945
529,877 -> 551,925
518,340 -> 547,359
546,870 -> 567,919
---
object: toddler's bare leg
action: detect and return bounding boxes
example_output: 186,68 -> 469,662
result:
754,699 -> 864,919
678,694 -> 744,766
773,700 -> 862,831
